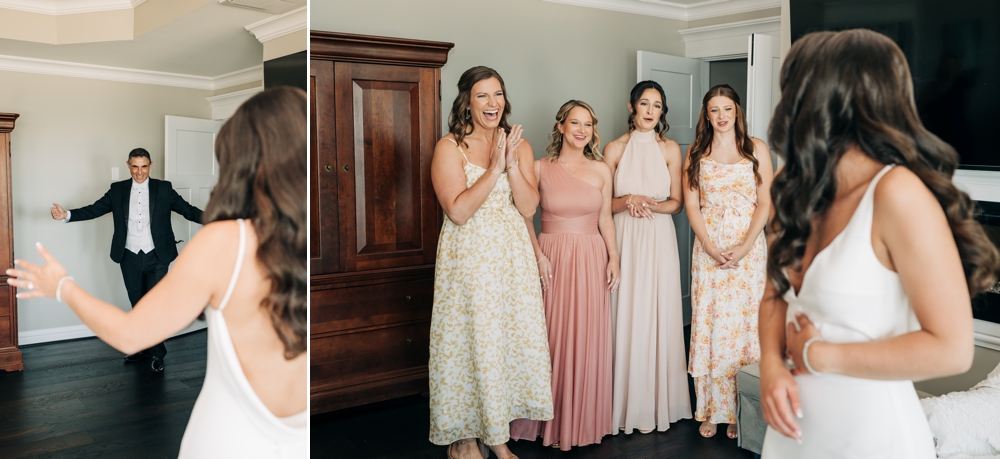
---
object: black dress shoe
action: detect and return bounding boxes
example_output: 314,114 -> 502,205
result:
151,356 -> 164,373
124,350 -> 151,363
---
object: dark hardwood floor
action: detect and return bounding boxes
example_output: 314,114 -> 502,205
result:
0,330 -> 207,458
313,324 -> 755,459
311,394 -> 754,459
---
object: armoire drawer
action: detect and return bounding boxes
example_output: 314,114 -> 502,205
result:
311,278 -> 433,335
310,320 -> 430,390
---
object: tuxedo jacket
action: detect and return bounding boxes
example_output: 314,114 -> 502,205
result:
69,178 -> 203,265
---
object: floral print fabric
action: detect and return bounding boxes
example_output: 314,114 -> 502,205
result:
428,150 -> 554,446
688,157 -> 765,424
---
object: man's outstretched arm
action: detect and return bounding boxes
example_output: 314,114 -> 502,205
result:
52,189 -> 113,222
167,186 -> 202,224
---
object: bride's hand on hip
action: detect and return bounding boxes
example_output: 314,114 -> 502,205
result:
786,312 -> 822,375
760,358 -> 803,442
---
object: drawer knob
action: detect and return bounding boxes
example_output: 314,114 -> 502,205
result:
406,339 -> 412,346
343,165 -> 350,172
404,295 -> 412,303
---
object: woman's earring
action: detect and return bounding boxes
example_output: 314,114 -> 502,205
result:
465,109 -> 471,120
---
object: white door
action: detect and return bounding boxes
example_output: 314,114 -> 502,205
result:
637,50 -> 705,325
164,115 -> 223,333
164,115 -> 223,255
746,33 -> 778,167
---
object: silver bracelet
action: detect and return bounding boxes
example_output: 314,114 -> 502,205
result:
802,336 -> 824,375
56,276 -> 74,303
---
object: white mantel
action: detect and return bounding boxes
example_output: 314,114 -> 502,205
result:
954,169 -> 1000,351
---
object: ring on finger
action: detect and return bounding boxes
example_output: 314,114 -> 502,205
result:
27,282 -> 34,290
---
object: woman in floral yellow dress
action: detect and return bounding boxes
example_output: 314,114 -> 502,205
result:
684,84 -> 773,440
428,66 -> 553,459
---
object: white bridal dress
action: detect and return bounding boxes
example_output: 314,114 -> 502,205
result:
179,219 -> 308,458
760,165 -> 936,459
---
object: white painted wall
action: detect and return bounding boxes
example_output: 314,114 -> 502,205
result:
0,69 -> 213,341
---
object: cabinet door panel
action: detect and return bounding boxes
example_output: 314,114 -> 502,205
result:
335,62 -> 439,271
310,60 -> 339,275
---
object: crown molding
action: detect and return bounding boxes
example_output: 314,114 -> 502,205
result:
212,65 -> 264,89
244,5 -> 305,43
206,86 -> 262,119
0,0 -> 145,15
0,54 -> 262,90
542,0 -> 779,21
679,15 -> 779,58
679,15 -> 780,40
0,113 -> 18,133
311,31 -> 454,68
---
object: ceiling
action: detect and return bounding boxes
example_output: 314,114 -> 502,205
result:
543,0 -> 780,21
0,2 -> 271,77
0,0 -> 144,15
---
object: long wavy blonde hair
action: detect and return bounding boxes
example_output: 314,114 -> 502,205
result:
545,100 -> 602,161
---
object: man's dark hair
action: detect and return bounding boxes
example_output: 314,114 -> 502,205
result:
127,148 -> 151,162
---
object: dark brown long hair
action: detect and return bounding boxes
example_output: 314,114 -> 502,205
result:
768,29 -> 999,296
686,84 -> 759,190
627,80 -> 670,141
203,86 -> 306,359
447,66 -> 512,148
546,100 -> 602,161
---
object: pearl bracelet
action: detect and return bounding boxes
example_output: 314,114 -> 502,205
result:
56,276 -> 74,303
802,336 -> 824,375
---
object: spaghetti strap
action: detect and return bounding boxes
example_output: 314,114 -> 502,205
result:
446,137 -> 470,164
218,219 -> 247,311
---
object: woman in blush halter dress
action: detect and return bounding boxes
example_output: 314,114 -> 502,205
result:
8,87 -> 309,457
758,30 -> 999,459
603,81 -> 691,435
509,100 -> 619,450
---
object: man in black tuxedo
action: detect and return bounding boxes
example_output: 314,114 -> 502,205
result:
50,148 -> 203,373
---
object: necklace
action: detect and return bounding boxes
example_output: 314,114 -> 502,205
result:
559,158 -> 588,177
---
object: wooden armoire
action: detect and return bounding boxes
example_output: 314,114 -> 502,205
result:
0,113 -> 23,372
309,32 -> 452,414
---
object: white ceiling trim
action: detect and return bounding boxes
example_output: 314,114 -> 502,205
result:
543,0 -> 779,21
206,86 -> 263,120
679,15 -> 780,40
0,0 -> 145,15
0,54 -> 262,90
212,65 -> 265,90
679,16 -> 780,58
244,5 -> 306,43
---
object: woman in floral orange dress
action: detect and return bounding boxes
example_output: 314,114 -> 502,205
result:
684,84 -> 773,440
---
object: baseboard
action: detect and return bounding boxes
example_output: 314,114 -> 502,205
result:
18,319 -> 208,346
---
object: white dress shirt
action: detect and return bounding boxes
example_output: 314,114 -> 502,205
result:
125,179 -> 155,254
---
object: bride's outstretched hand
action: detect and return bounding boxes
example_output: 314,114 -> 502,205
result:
760,358 -> 803,443
6,242 -> 68,299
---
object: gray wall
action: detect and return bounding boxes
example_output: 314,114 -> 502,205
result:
311,0 -> 687,158
0,70 -> 213,336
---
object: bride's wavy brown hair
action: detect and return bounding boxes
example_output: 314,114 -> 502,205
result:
768,29 -> 999,296
203,86 -> 306,359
